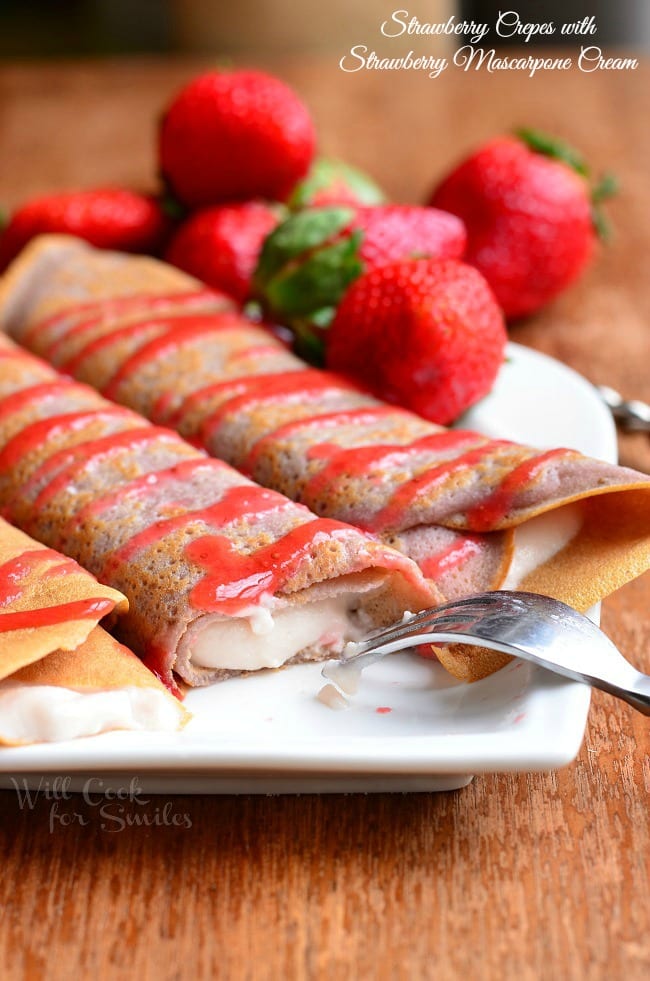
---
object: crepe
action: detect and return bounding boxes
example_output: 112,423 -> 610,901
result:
2,236 -> 650,683
0,330 -> 435,692
0,518 -> 188,744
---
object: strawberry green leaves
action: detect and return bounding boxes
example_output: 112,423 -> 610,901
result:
516,127 -> 617,240
590,172 -> 619,240
516,127 -> 590,177
260,231 -> 363,318
288,158 -> 386,210
254,203 -> 467,360
255,206 -> 355,282
253,207 -> 364,360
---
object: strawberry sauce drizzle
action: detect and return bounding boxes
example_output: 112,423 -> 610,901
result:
46,289 -> 225,362
241,406 -> 401,474
0,550 -> 63,607
60,312 -> 243,379
151,390 -> 177,424
30,427 -> 176,511
0,380 -> 78,428
59,317 -> 169,376
187,516 -> 352,614
25,289 -> 225,351
225,344 -> 286,367
166,377 -> 255,428
417,536 -> 483,581
372,441 -> 512,533
101,314 -> 250,399
0,549 -> 114,632
100,483 -> 295,578
0,597 -> 115,633
195,370 -> 357,443
76,457 -> 218,523
98,483 -> 352,615
41,555 -> 82,579
465,448 -> 575,530
47,314 -> 116,363
301,430 -> 484,507
0,408 -> 138,474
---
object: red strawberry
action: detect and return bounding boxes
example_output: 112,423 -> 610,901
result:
288,158 -> 386,209
354,205 -> 466,267
0,188 -> 170,270
159,70 -> 316,208
165,202 -> 284,303
254,204 -> 466,357
428,130 -> 616,319
326,258 -> 507,425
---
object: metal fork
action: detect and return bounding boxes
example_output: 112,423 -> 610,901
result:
325,591 -> 650,714
597,385 -> 650,433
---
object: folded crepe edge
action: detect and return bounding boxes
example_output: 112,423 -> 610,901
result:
0,234 -> 199,336
0,626 -> 191,746
0,518 -> 129,681
436,491 -> 650,682
0,519 -> 189,745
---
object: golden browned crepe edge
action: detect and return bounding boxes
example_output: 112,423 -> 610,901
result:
12,625 -> 186,695
0,518 -> 128,680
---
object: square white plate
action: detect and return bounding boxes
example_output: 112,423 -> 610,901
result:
0,343 -> 611,794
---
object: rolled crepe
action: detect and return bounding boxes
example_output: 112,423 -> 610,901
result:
0,330 -> 435,691
0,518 -> 188,744
2,237 -> 650,683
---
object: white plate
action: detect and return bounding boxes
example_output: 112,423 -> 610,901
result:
0,343 -> 613,794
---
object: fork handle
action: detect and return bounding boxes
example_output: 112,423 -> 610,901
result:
347,627 -> 650,716
607,674 -> 650,715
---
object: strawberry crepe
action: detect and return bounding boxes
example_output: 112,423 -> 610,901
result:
0,518 -> 188,744
0,328 -> 434,691
2,237 -> 650,682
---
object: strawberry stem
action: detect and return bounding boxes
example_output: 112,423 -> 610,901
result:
292,319 -> 327,365
592,172 -> 619,203
515,127 -> 590,177
159,191 -> 188,221
262,233 -> 363,317
516,127 -> 618,241
288,158 -> 386,210
255,206 -> 356,287
591,173 -> 619,240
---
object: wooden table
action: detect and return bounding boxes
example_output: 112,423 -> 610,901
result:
0,57 -> 648,980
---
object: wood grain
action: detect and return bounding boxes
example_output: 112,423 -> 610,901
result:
0,56 -> 649,980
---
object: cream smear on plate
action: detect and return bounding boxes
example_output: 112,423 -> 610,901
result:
0,682 -> 181,744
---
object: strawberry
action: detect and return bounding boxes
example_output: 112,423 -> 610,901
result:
326,258 -> 507,425
288,158 -> 386,209
428,129 -> 616,319
165,202 -> 284,303
0,188 -> 170,271
159,70 -> 316,208
254,204 -> 466,358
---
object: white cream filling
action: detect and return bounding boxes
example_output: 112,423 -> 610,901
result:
190,596 -> 362,671
501,504 -> 583,589
319,509 -> 584,708
0,683 -> 181,745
